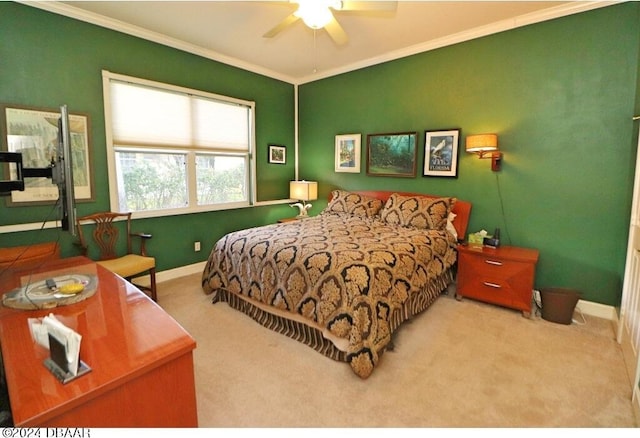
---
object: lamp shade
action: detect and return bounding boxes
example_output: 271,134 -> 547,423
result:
290,180 -> 318,201
466,134 -> 498,153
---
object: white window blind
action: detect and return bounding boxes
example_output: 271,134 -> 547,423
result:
110,81 -> 250,151
103,71 -> 255,216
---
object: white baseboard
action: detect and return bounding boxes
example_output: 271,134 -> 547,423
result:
576,299 -> 617,321
132,261 -> 206,287
157,261 -> 207,282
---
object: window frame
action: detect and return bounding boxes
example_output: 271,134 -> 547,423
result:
102,70 -> 257,219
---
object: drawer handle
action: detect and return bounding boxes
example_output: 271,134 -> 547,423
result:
483,282 -> 502,288
485,260 -> 503,266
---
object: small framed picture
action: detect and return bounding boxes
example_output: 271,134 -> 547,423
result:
335,134 -> 361,173
268,144 -> 286,164
423,129 -> 460,178
366,132 -> 417,178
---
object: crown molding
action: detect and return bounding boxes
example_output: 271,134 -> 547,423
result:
18,0 -> 298,84
19,1 -> 620,86
297,1 -> 620,84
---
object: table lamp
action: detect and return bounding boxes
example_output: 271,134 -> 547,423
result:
289,180 -> 318,218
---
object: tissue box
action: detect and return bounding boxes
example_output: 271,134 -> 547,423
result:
468,233 -> 485,245
468,232 -> 494,247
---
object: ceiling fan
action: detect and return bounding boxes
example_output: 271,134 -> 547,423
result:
264,1 -> 398,46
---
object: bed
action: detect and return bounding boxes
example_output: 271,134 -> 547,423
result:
202,190 -> 471,378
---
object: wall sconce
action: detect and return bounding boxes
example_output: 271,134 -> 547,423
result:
289,180 -> 318,217
466,134 -> 502,171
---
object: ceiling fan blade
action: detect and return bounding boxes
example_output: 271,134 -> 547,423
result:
324,16 -> 348,45
263,13 -> 300,38
337,1 -> 397,11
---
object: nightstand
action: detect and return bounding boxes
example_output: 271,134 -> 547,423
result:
456,244 -> 539,317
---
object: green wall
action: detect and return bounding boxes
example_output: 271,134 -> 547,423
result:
2,2 -> 640,307
0,2 -> 296,270
298,3 -> 640,306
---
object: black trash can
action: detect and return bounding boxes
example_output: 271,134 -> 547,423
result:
540,288 -> 580,325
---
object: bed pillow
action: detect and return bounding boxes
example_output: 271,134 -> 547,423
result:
380,193 -> 456,231
447,211 -> 458,240
323,190 -> 384,218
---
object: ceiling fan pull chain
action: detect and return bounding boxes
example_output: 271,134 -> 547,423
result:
313,29 -> 318,73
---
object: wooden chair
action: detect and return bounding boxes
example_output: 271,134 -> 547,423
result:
0,242 -> 60,271
76,212 -> 157,301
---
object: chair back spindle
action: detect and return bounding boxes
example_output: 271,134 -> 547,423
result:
90,215 -> 122,260
76,212 -> 156,301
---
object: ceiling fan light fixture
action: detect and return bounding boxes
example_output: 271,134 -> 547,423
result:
294,0 -> 335,29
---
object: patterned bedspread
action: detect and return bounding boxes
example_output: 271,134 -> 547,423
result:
202,204 -> 458,378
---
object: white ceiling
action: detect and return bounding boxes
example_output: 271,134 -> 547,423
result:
31,1 -> 614,84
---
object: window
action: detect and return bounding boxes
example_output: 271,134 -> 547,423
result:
102,71 -> 255,217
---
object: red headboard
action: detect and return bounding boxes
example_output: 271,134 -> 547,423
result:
329,190 -> 472,241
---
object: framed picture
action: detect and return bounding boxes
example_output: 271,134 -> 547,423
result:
423,129 -> 460,178
1,104 -> 93,205
335,134 -> 361,173
366,132 -> 417,177
268,144 -> 286,164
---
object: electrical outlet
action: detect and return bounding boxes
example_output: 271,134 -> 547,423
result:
194,241 -> 201,252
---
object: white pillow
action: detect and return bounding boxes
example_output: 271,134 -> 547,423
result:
446,212 -> 458,240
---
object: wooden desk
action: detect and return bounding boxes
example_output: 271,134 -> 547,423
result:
0,256 -> 198,427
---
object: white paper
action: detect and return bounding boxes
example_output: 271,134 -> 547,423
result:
42,314 -> 82,376
28,317 -> 50,349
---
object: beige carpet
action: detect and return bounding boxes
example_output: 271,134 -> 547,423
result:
158,273 -> 637,428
